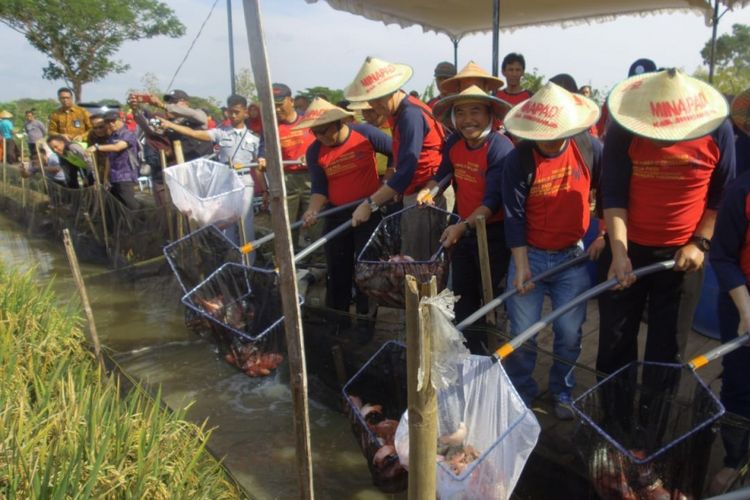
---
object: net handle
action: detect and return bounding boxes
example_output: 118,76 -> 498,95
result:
493,259 -> 676,361
687,333 -> 750,370
239,197 -> 365,254
456,253 -> 589,331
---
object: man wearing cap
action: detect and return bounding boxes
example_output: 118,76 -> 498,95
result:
48,87 -> 91,141
257,83 -> 316,246
419,86 -> 514,353
297,98 -> 392,322
136,89 -> 213,162
426,61 -> 457,108
158,94 -> 261,246
597,69 -> 736,377
496,53 -> 534,107
86,110 -> 139,210
346,57 -> 446,259
501,82 -> 602,418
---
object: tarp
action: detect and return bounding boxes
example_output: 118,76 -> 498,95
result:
306,0 -> 748,40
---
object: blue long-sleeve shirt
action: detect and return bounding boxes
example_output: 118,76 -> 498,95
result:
711,170 -> 750,292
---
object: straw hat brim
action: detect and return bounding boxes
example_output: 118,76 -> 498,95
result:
344,63 -> 413,102
347,101 -> 372,111
504,96 -> 600,141
293,108 -> 354,130
731,88 -> 750,137
439,74 -> 505,95
0,111 -> 12,119
608,71 -> 729,142
432,94 -> 512,128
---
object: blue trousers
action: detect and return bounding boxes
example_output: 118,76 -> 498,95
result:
505,246 -> 589,404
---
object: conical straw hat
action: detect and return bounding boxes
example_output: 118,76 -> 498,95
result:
608,69 -> 728,141
439,61 -> 505,95
0,110 -> 12,119
504,82 -> 600,141
344,56 -> 413,102
293,97 -> 354,130
347,101 -> 372,111
731,87 -> 750,137
432,85 -> 512,128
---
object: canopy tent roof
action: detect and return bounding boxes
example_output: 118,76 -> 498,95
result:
306,0 -> 747,40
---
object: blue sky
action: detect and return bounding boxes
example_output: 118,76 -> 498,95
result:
1,0 -> 750,103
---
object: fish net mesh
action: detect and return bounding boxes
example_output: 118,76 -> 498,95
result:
163,159 -> 252,227
572,361 -> 724,499
343,341 -> 409,493
181,262 -> 296,378
0,165 -> 168,266
355,205 -> 460,308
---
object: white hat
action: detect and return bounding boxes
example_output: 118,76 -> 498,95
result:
293,97 -> 353,130
344,56 -> 413,102
439,61 -> 505,95
731,87 -> 750,137
503,82 -> 600,141
432,85 -> 511,129
608,69 -> 728,141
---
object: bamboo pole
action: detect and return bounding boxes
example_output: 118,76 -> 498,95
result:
62,228 -> 105,371
160,150 -> 176,241
173,141 -> 186,239
20,140 -> 27,209
475,215 -> 499,351
406,275 -> 438,500
2,137 -> 6,195
35,142 -> 50,195
90,154 -> 110,255
243,1 -> 314,497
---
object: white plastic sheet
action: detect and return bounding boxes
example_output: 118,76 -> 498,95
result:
164,158 -> 252,227
396,290 -> 540,499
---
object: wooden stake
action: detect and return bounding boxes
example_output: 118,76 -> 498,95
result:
90,154 -> 110,255
2,137 -> 6,195
243,1 -> 314,498
331,345 -> 347,388
20,140 -> 26,209
406,275 -> 438,500
62,228 -> 105,372
160,150 -> 176,241
35,142 -> 50,194
173,140 -> 185,164
475,215 -> 499,351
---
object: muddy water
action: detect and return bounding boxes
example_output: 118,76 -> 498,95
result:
0,213 -> 402,500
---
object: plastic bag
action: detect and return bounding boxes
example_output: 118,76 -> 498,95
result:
164,158 -> 252,227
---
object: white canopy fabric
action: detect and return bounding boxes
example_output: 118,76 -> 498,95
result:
306,0 -> 747,40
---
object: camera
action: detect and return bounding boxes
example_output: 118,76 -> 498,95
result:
148,117 -> 162,128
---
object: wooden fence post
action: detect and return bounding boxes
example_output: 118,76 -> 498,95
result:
406,275 -> 438,500
475,215 -> 499,351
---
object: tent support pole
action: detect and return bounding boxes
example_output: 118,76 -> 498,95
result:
452,37 -> 459,69
492,0 -> 500,76
227,0 -> 237,94
242,1 -> 315,498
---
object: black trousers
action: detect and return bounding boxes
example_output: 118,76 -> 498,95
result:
324,208 -> 380,316
452,222 -> 510,353
110,182 -> 140,211
596,239 -> 701,375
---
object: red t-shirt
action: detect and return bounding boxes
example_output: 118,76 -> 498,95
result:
312,127 -> 381,206
525,141 -> 591,249
449,139 -> 503,223
495,89 -> 533,107
627,135 -> 721,247
389,96 -> 444,195
278,114 -> 315,172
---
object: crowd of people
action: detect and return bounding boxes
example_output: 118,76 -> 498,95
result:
2,51 -> 750,493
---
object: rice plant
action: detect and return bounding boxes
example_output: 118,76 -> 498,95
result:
0,267 -> 245,499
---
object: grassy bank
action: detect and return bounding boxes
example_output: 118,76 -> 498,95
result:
0,268 -> 244,499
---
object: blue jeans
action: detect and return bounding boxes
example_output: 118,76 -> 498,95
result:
505,246 -> 590,404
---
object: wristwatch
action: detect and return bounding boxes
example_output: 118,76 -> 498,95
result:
690,235 -> 711,252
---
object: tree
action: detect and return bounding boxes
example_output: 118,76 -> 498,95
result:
521,67 -> 545,93
0,0 -> 185,101
696,23 -> 750,95
302,86 -> 345,104
234,68 -> 257,102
